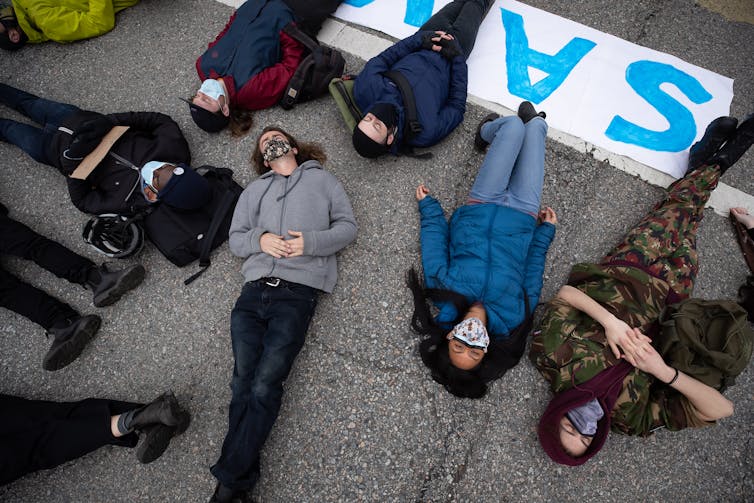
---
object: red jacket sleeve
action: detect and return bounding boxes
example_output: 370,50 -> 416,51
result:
231,29 -> 305,110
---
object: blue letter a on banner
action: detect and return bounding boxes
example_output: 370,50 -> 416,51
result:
502,9 -> 596,104
605,61 -> 712,152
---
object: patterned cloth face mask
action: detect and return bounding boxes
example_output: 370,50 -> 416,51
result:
262,138 -> 292,163
450,317 -> 490,352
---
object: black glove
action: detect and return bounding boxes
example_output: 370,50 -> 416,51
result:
421,32 -> 436,52
439,39 -> 462,61
65,114 -> 115,160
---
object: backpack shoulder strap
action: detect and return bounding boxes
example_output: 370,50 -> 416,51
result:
183,190 -> 237,285
283,22 -> 319,52
382,70 -> 422,144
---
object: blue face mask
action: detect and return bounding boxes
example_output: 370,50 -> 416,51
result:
140,161 -> 169,199
566,398 -> 604,437
198,79 -> 225,101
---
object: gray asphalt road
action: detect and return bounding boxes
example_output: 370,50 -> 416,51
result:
1,1 -> 752,502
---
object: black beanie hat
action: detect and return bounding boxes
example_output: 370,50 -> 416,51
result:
181,98 -> 230,133
158,165 -> 211,210
352,126 -> 390,159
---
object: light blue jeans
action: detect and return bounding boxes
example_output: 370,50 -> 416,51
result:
469,115 -> 547,216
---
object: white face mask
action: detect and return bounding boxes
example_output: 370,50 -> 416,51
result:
198,79 -> 225,101
449,317 -> 489,352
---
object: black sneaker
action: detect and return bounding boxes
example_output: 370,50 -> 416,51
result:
474,113 -> 500,151
88,263 -> 145,308
517,101 -> 546,123
709,114 -> 754,173
688,116 -> 738,170
43,315 -> 101,371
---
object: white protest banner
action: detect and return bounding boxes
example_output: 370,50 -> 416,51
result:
333,0 -> 734,178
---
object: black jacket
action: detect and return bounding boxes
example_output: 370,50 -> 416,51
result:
47,111 -> 191,215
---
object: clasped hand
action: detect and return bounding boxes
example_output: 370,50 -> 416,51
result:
605,319 -> 667,376
260,231 -> 304,258
421,31 -> 461,60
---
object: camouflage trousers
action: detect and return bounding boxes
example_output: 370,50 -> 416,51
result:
601,165 -> 720,298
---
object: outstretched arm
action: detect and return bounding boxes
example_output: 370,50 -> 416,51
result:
416,185 -> 450,287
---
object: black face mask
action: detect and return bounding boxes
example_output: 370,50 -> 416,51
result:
369,102 -> 397,130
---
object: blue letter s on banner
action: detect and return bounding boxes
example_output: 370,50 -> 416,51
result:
605,61 -> 713,152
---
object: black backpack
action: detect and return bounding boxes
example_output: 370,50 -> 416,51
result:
280,23 -> 346,110
141,166 -> 243,284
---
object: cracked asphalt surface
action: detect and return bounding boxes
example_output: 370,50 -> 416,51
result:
1,0 -> 752,501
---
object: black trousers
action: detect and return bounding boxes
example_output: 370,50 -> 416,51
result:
420,0 -> 496,58
0,211 -> 94,330
0,394 -> 140,486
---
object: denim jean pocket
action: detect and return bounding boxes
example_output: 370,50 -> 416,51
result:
283,282 -> 319,304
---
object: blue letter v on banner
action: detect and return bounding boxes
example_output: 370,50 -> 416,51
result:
502,9 -> 596,104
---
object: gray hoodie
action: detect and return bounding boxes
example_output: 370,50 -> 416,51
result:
228,160 -> 357,293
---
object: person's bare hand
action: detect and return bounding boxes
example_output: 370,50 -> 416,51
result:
260,232 -> 290,258
416,183 -> 429,201
538,207 -> 558,225
604,317 -> 649,360
286,230 -> 305,257
731,207 -> 754,229
624,328 -> 668,380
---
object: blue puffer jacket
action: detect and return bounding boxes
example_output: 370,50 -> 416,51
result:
419,196 -> 555,339
353,31 -> 468,153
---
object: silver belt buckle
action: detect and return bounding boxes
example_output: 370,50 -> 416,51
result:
265,278 -> 281,287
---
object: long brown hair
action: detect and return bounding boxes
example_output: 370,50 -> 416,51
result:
251,125 -> 327,175
228,105 -> 253,137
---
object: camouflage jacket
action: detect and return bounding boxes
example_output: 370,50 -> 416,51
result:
530,263 -> 712,436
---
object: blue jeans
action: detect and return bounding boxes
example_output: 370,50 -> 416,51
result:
0,83 -> 80,165
211,280 -> 319,490
469,115 -> 548,216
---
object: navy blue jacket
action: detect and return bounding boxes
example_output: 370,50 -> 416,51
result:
353,31 -> 468,153
419,196 -> 555,339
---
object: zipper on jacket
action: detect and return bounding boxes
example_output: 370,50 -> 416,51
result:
108,151 -> 142,202
480,210 -> 496,300
269,175 -> 290,278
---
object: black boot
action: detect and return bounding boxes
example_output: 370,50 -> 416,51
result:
208,482 -> 245,503
135,410 -> 190,464
517,101 -> 546,124
86,263 -> 145,308
43,314 -> 101,371
709,114 -> 754,173
122,391 -> 185,431
688,116 -> 738,170
474,112 -> 499,151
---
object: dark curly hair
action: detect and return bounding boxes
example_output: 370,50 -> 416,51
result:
406,267 -> 533,399
251,125 -> 327,175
